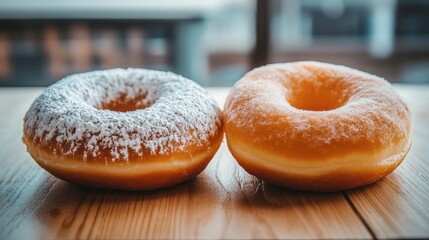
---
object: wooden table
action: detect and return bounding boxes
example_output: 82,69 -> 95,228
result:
1,86 -> 428,239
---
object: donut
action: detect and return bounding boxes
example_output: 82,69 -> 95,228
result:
23,69 -> 224,190
224,61 -> 412,192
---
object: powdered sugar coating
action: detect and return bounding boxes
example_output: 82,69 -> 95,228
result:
24,68 -> 223,162
224,61 -> 412,158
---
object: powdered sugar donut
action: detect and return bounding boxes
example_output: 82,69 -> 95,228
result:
23,69 -> 224,190
224,61 -> 412,192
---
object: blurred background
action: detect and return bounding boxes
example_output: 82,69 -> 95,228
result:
0,0 -> 428,87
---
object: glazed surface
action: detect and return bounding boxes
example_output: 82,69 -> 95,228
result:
224,61 -> 412,191
224,62 -> 411,160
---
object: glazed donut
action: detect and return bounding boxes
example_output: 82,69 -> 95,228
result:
224,61 -> 411,191
23,69 -> 224,190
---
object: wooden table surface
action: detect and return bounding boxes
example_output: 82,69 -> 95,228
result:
0,86 -> 428,239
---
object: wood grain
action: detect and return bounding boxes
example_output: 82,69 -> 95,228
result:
0,86 -> 428,239
345,86 -> 429,239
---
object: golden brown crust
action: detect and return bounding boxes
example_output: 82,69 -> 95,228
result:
224,61 -> 412,191
23,128 -> 223,190
227,133 -> 410,192
22,69 -> 225,190
235,157 -> 404,192
23,69 -> 224,163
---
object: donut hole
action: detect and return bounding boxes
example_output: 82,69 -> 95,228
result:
99,92 -> 154,112
286,81 -> 348,111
